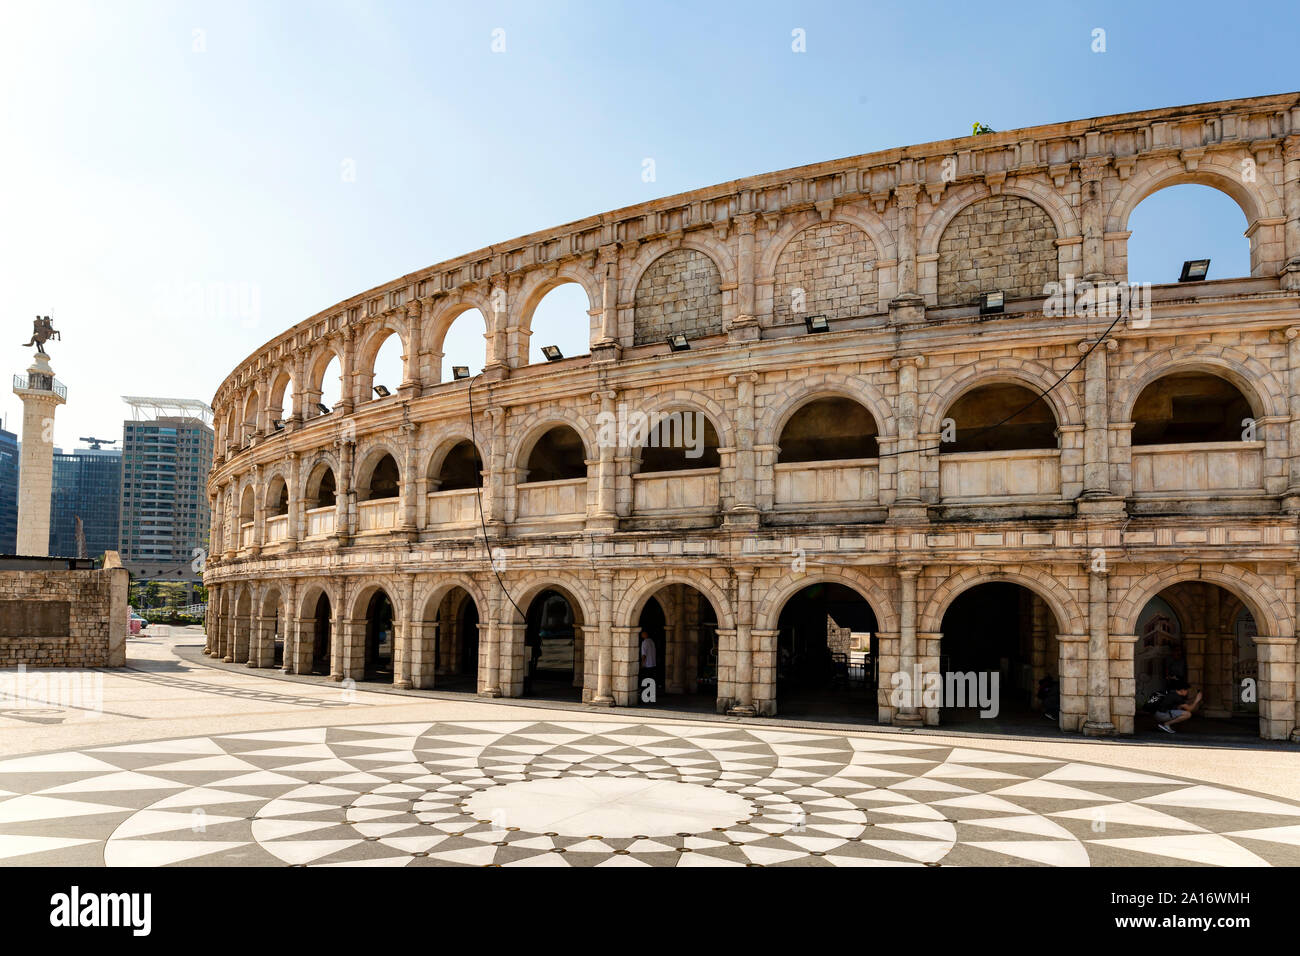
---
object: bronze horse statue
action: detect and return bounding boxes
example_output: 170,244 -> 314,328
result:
22,316 -> 60,355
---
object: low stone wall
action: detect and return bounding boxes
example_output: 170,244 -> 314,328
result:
0,555 -> 129,668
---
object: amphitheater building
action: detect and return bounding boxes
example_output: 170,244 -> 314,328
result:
205,92 -> 1300,741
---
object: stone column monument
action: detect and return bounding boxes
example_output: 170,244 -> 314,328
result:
13,316 -> 66,556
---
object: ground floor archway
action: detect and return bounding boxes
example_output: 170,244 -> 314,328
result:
310,593 -> 332,676
626,584 -> 721,710
363,589 -> 396,681
522,587 -> 582,701
773,583 -> 878,721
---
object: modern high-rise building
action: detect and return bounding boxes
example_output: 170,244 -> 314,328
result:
118,398 -> 213,579
0,425 -> 17,554
49,445 -> 122,559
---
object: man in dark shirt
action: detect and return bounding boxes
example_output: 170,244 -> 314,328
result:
1153,680 -> 1202,734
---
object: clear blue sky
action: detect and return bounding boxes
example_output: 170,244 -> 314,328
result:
1,0 -> 1295,447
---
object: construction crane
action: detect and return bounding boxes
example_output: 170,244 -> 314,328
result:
80,436 -> 118,450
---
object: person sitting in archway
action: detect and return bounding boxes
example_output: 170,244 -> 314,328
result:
1147,680 -> 1202,734
1037,675 -> 1060,721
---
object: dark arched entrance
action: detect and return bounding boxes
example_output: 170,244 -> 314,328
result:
523,589 -> 579,700
311,593 -> 332,675
776,583 -> 877,720
365,590 -> 395,681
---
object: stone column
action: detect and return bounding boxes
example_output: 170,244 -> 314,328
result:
337,327 -> 357,415
1084,570 -> 1116,736
286,451 -> 301,549
400,422 -> 419,539
1055,632 -> 1089,730
330,580 -> 348,680
486,406 -> 506,530
393,575 -> 416,689
1283,137 -> 1300,290
249,465 -> 264,556
1285,326 -> 1300,511
888,356 -> 927,523
499,621 -> 527,697
592,570 -> 615,705
612,625 -> 639,706
1080,157 -> 1110,280
893,566 -> 923,726
480,592 -> 503,697
590,390 -> 618,532
401,298 -> 424,395
592,244 -> 623,360
1106,633 -> 1138,735
485,278 -> 510,375
727,567 -> 757,716
13,353 -> 66,556
1079,338 -> 1120,505
728,213 -> 760,342
283,579 -> 299,673
752,627 -> 779,716
667,587 -> 687,695
336,438 -> 354,545
252,613 -> 276,668
1257,637 -> 1296,741
725,373 -> 759,527
411,617 -> 437,690
892,183 -> 921,306
290,349 -> 307,426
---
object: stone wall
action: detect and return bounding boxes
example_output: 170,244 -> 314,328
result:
772,221 -> 877,325
936,196 -> 1057,306
0,559 -> 128,667
633,249 -> 722,345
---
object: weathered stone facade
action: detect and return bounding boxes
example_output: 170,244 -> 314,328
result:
205,92 -> 1300,741
0,555 -> 129,667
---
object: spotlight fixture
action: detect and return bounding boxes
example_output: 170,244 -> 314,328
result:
804,314 -> 829,334
541,345 -> 564,362
452,366 -> 471,380
1179,259 -> 1210,282
666,333 -> 691,352
373,384 -> 390,398
273,420 -> 285,431
979,291 -> 1005,315
316,403 -> 331,415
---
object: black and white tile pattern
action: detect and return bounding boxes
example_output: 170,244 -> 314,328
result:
2,720 -> 1299,867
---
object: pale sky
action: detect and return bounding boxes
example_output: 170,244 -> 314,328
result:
1,0 -> 1294,449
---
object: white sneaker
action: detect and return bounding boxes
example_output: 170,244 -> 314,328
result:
1157,723 -> 1175,734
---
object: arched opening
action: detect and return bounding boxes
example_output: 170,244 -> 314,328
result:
359,453 -> 400,501
426,587 -> 480,692
268,371 -> 294,426
776,583 -> 878,721
633,249 -> 723,345
522,587 -> 581,701
938,582 -> 1058,728
936,196 -> 1057,307
778,397 -> 879,462
262,589 -> 284,667
632,584 -> 720,709
941,383 -> 1057,453
439,308 -> 488,382
310,592 -> 332,675
635,412 -> 720,472
304,464 -> 336,508
363,589 -> 395,682
241,391 -> 260,441
522,426 -> 586,483
1126,184 -> 1250,285
527,282 -> 591,365
238,486 -> 255,549
1134,582 -> 1261,739
317,354 -> 342,413
1131,372 -> 1253,445
223,407 -> 237,450
265,475 -> 289,517
431,440 -> 483,491
363,331 -> 405,401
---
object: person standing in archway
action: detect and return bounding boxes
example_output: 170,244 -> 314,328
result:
639,629 -> 658,701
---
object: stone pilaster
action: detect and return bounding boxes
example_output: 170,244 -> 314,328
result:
727,568 -> 756,716
893,566 -> 923,726
888,356 -> 927,523
1084,570 -> 1116,736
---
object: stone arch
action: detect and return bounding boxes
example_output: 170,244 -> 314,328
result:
628,242 -> 729,346
297,579 -> 339,620
919,357 -> 1083,437
919,566 -> 1087,636
424,430 -> 485,482
305,341 -> 343,399
355,319 -> 410,399
508,573 -> 596,627
348,576 -> 405,622
260,585 -> 285,618
1112,565 -> 1289,640
262,469 -> 290,515
504,409 -> 597,477
634,389 -> 736,454
755,568 -> 900,635
758,373 -> 896,449
1106,156 -> 1280,240
300,451 -> 341,506
615,571 -> 736,632
1112,346 -> 1280,423
423,294 -> 494,357
354,439 -> 404,491
920,178 -> 1079,256
930,191 -> 1060,306
764,216 -> 882,325
758,205 -> 895,279
267,368 -> 294,422
417,574 -> 490,622
513,263 -> 601,364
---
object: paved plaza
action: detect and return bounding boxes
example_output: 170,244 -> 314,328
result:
0,631 -> 1296,867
